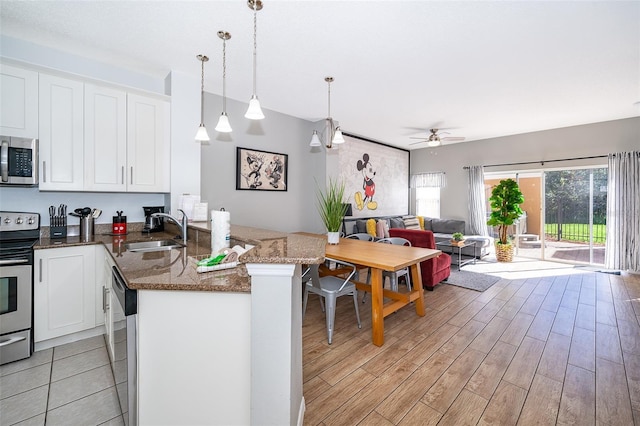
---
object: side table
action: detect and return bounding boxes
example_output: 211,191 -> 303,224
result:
436,240 -> 477,271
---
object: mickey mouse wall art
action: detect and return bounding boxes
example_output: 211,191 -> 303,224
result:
236,147 -> 288,191
354,153 -> 378,210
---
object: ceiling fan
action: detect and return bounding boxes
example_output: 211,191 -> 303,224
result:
409,129 -> 465,147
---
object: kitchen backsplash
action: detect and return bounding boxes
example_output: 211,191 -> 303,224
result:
0,186 -> 169,226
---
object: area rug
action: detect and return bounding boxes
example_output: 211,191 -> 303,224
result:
444,269 -> 501,292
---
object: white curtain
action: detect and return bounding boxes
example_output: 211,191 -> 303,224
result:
467,166 -> 488,236
605,151 -> 640,272
411,172 -> 446,188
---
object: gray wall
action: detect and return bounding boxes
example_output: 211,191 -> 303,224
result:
200,93 -> 326,233
410,117 -> 640,223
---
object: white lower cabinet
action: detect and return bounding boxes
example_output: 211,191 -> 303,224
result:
34,245 -> 97,343
101,247 -> 116,360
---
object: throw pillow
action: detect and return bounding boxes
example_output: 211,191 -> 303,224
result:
389,217 -> 405,229
376,220 -> 385,238
356,220 -> 368,234
378,219 -> 390,238
403,215 -> 421,230
366,219 -> 377,237
417,216 -> 424,230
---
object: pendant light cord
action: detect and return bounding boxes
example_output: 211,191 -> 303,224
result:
252,1 -> 258,95
200,58 -> 205,124
222,37 -> 227,113
327,79 -> 331,119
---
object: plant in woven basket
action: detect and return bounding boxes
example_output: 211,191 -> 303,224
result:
452,232 -> 464,241
487,178 -> 524,261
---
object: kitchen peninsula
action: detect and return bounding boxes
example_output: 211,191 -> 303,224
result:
35,223 -> 326,426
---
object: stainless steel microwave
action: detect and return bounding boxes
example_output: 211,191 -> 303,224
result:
0,136 -> 38,186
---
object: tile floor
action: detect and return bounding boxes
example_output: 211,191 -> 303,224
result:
0,335 -> 123,426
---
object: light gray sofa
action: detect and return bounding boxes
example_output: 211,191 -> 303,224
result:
421,217 -> 492,259
343,215 -> 492,259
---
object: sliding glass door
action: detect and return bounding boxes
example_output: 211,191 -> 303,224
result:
485,167 -> 607,266
543,168 -> 607,265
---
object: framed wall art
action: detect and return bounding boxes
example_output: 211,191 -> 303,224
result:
236,147 -> 288,191
338,134 -> 409,217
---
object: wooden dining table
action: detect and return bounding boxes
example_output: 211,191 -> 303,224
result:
299,234 -> 442,346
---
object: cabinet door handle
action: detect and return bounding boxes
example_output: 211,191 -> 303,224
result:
102,286 -> 106,312
39,258 -> 42,282
121,166 -> 124,185
42,161 -> 47,183
130,166 -> 133,185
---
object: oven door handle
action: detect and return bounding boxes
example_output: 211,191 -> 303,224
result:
0,259 -> 29,265
0,336 -> 26,347
1,140 -> 9,182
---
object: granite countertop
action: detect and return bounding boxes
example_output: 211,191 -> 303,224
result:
35,223 -> 326,293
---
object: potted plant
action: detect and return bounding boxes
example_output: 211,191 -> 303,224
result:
486,178 -> 524,262
451,232 -> 465,246
316,178 -> 349,244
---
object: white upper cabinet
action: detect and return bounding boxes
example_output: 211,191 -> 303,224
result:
127,94 -> 170,192
0,64 -> 38,139
84,84 -> 127,191
0,64 -> 38,138
38,74 -> 84,191
36,71 -> 170,193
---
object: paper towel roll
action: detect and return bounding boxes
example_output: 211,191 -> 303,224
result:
211,209 -> 231,255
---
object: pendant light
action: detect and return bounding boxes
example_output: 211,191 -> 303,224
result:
309,76 -> 345,148
245,0 -> 265,120
195,54 -> 210,142
215,30 -> 233,133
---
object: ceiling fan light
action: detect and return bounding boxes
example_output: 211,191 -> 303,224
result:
309,130 -> 322,147
215,113 -> 232,133
427,139 -> 440,147
332,127 -> 345,144
195,124 -> 210,142
245,95 -> 265,120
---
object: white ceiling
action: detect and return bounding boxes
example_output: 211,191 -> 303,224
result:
1,1 -> 639,150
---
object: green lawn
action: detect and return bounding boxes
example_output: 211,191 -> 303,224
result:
544,223 -> 606,244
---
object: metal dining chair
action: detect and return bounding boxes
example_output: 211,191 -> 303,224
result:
345,232 -> 375,290
377,237 -> 412,292
302,258 -> 361,344
345,233 -> 375,241
362,237 -> 412,304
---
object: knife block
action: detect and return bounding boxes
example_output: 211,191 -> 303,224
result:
50,225 -> 67,239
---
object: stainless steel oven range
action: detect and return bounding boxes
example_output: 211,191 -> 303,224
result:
0,211 -> 40,365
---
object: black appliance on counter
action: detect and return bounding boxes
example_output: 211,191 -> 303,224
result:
0,211 -> 40,365
142,206 -> 164,233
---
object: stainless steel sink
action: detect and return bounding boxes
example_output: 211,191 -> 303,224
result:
124,239 -> 185,252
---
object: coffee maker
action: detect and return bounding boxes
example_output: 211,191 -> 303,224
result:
143,206 -> 164,233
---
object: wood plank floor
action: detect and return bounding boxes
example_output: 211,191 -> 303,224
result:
302,270 -> 640,425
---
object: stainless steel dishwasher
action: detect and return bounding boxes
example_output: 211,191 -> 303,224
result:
111,266 -> 137,426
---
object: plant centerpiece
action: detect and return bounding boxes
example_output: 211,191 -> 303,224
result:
316,178 -> 349,244
486,178 -> 524,262
451,232 -> 465,246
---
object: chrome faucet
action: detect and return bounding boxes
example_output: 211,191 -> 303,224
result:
151,209 -> 188,244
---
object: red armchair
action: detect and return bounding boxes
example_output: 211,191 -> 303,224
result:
389,228 -> 451,290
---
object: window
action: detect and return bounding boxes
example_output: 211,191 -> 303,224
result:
412,172 -> 445,218
416,187 -> 440,218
